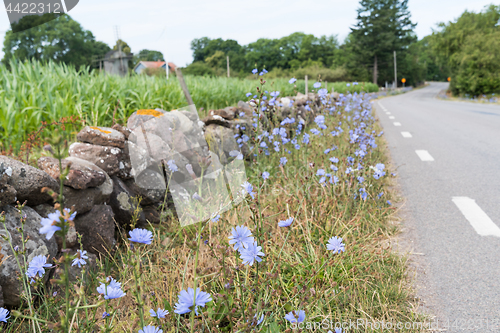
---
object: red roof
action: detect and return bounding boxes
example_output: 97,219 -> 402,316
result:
138,61 -> 176,70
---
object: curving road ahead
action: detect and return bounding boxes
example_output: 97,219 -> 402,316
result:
374,82 -> 500,332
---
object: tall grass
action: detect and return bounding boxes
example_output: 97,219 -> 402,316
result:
0,59 -> 378,154
2,76 -> 422,332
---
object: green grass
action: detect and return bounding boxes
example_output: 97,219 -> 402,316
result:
0,59 -> 378,154
2,79 -> 423,332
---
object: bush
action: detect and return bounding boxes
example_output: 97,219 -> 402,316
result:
181,61 -> 216,76
293,65 -> 348,82
255,65 -> 349,82
452,31 -> 500,95
141,67 -> 172,77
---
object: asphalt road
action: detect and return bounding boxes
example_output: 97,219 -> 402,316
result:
374,82 -> 500,332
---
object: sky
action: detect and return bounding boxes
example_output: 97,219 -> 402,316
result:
0,0 -> 496,67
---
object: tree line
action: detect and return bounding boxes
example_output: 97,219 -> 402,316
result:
1,2 -> 498,95
1,13 -> 165,73
184,2 -> 500,95
184,0 -> 448,87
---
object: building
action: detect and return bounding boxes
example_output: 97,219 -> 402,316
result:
134,61 -> 177,75
102,50 -> 133,77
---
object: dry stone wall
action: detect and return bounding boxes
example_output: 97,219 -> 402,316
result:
0,92 -> 331,306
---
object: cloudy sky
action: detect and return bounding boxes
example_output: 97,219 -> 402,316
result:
0,0 -> 496,67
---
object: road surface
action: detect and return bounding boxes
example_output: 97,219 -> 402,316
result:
374,82 -> 500,332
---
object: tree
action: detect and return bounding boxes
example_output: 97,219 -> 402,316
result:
453,30 -> 500,95
332,34 -> 371,82
182,61 -> 216,76
113,39 -> 131,54
112,39 -> 134,69
134,49 -> 164,62
205,50 -> 226,68
190,37 -> 246,74
2,14 -> 111,71
191,37 -> 212,62
429,4 -> 500,94
243,33 -> 339,72
350,0 -> 416,85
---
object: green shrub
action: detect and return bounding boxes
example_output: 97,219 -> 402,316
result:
452,31 -> 500,95
181,61 -> 216,76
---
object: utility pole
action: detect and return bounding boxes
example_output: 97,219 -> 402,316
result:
166,43 -> 169,80
227,56 -> 230,78
393,51 -> 397,88
115,26 -> 125,76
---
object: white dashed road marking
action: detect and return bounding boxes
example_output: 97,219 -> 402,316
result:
394,122 -> 401,126
415,150 -> 434,161
389,116 -> 395,119
452,197 -> 500,237
401,132 -> 412,138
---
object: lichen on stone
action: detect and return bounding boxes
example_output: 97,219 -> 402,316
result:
89,126 -> 112,134
137,109 -> 164,117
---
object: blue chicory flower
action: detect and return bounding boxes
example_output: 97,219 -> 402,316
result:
39,208 -> 76,240
249,313 -> 264,326
139,325 -> 163,333
26,255 -> 51,279
174,288 -> 212,315
128,228 -> 153,245
71,249 -> 88,268
149,308 -> 169,318
0,307 -> 10,323
103,287 -> 126,300
167,160 -> 178,172
278,217 -> 294,227
326,236 -> 345,254
241,181 -> 256,199
284,310 -> 305,323
239,241 -> 265,266
228,225 -> 254,251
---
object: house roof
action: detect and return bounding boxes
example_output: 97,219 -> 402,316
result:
134,61 -> 177,71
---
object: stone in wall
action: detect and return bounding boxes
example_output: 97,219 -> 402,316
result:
38,156 -> 106,190
61,167 -> 113,215
0,156 -> 58,206
68,142 -> 122,176
109,176 -> 146,227
77,126 -> 125,149
0,205 -> 58,306
73,205 -> 116,255
204,124 -> 240,165
111,123 -> 132,140
123,179 -> 166,206
0,182 -> 16,207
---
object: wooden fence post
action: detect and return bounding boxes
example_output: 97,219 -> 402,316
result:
305,75 -> 308,95
175,68 -> 195,106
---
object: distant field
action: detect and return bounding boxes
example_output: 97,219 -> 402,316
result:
0,59 -> 378,153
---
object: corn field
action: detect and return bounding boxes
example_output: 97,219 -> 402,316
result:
0,59 -> 378,153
